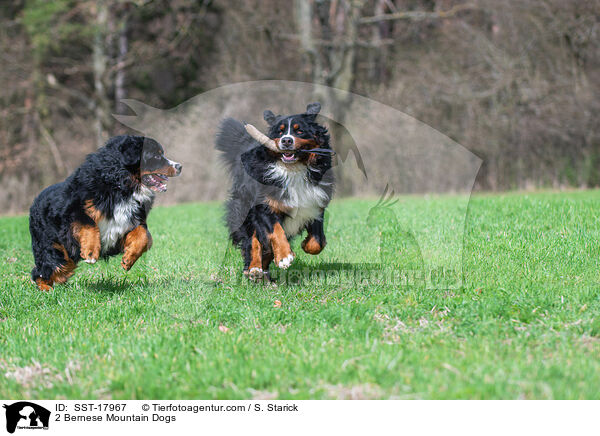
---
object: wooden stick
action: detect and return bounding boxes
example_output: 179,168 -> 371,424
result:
245,123 -> 335,156
244,123 -> 279,152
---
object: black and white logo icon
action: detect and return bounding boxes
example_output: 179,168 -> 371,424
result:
3,402 -> 50,434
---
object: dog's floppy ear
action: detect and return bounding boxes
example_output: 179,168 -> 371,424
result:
306,102 -> 321,119
263,110 -> 277,125
118,136 -> 143,166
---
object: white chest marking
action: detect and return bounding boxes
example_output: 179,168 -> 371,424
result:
267,162 -> 329,236
97,190 -> 153,253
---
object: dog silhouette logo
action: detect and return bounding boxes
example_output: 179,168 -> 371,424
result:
3,402 -> 50,434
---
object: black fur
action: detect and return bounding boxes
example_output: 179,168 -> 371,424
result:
29,135 -> 181,289
216,103 -> 334,279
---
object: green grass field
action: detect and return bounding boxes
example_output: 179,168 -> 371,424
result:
1,191 -> 600,399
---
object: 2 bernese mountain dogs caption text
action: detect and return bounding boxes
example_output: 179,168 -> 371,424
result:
29,103 -> 333,290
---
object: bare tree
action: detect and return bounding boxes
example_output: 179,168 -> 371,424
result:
1,0 -> 599,211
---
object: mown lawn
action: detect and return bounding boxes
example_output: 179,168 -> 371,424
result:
1,191 -> 600,399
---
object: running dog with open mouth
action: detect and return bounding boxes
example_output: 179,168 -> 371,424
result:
29,135 -> 182,290
216,102 -> 334,281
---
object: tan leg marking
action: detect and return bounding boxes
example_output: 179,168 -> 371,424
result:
72,223 -> 101,263
48,243 -> 77,286
121,226 -> 152,271
249,232 -> 262,270
268,222 -> 294,269
248,232 -> 265,280
83,199 -> 104,222
35,278 -> 54,291
302,235 -> 325,255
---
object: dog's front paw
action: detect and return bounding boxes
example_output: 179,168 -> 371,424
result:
277,253 -> 294,269
121,255 -> 134,271
247,267 -> 265,281
81,247 -> 100,264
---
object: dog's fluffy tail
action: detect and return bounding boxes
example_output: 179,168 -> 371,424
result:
215,118 -> 258,170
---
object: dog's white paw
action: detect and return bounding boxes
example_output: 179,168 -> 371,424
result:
84,258 -> 97,264
278,253 -> 294,269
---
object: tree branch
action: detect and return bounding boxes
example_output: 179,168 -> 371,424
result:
358,3 -> 476,25
275,33 -> 393,48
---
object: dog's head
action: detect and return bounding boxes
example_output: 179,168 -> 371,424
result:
116,136 -> 182,192
263,102 -> 329,165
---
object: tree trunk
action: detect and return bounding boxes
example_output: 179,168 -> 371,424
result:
294,0 -> 323,82
294,0 -> 365,196
369,0 -> 390,82
115,10 -> 128,113
93,0 -> 109,147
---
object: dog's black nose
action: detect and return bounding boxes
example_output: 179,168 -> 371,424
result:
174,162 -> 182,175
280,136 -> 294,149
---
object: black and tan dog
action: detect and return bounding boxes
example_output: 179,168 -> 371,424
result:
216,102 -> 334,280
29,135 -> 181,291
